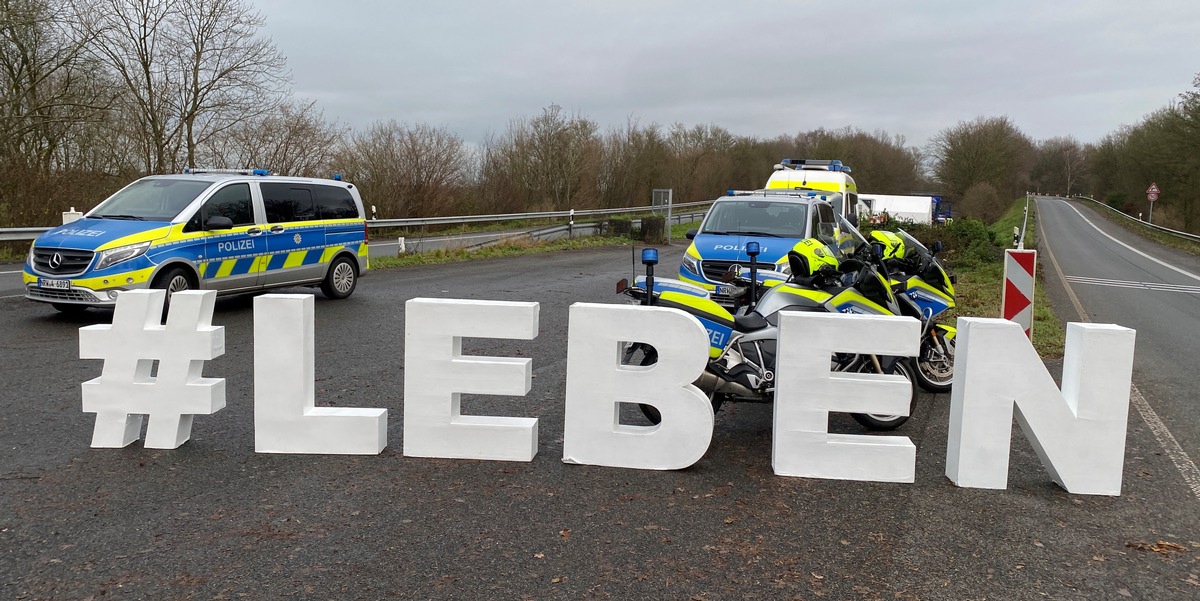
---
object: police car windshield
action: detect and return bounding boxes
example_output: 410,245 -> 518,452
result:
91,179 -> 214,222
699,200 -> 808,238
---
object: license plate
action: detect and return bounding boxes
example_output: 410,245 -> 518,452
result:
38,278 -> 71,290
717,285 -> 739,296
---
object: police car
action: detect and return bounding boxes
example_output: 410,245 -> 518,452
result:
680,189 -> 841,306
23,169 -> 370,313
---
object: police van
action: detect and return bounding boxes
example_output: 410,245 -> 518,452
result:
764,159 -> 867,221
22,169 -> 370,313
679,189 -> 841,306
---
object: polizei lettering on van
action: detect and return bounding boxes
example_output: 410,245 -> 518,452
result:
712,244 -> 768,253
217,239 -> 255,253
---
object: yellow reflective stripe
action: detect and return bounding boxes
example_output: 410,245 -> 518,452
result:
283,251 -> 307,269
215,259 -> 237,278
252,255 -> 269,274
320,246 -> 342,263
775,286 -> 832,303
198,262 -> 209,278
658,291 -> 735,324
94,226 -> 175,250
829,289 -> 890,314
42,266 -> 157,290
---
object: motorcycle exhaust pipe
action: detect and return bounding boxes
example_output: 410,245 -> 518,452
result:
693,370 -> 757,399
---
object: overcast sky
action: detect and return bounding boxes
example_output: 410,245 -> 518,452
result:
254,0 -> 1200,149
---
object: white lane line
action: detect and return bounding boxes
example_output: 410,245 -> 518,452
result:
0,270 -> 23,275
0,294 -> 25,299
1040,200 -> 1200,502
1131,386 -> 1200,501
1064,275 -> 1200,294
1056,199 -> 1200,283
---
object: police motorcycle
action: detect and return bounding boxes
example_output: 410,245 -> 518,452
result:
868,229 -> 957,393
615,218 -> 918,431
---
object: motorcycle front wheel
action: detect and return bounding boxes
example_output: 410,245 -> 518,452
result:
850,358 -> 918,431
914,329 -> 955,393
622,343 -> 723,425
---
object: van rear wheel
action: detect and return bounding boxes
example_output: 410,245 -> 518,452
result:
321,256 -> 357,299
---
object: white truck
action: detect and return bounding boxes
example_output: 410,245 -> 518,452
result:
859,194 -> 950,225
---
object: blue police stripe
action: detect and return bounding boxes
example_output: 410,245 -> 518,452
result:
301,250 -> 323,265
229,258 -> 255,276
267,253 -> 289,271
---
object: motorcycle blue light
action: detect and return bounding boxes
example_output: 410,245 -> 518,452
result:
745,241 -> 760,256
641,248 -> 659,266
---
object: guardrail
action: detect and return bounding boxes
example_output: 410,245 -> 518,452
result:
0,200 -> 716,243
1072,196 -> 1200,243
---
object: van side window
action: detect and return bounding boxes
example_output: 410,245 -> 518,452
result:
186,183 -> 253,231
314,185 -> 359,219
262,183 -> 316,223
815,204 -> 837,242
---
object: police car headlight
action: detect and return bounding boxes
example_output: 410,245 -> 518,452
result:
682,254 -> 700,275
26,246 -> 34,267
95,241 -> 151,271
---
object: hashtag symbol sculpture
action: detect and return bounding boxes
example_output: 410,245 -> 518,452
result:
79,289 -> 226,449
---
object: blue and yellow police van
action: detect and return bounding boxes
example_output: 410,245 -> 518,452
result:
680,189 -> 841,307
23,169 -> 370,313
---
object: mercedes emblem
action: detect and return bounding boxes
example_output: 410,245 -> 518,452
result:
49,252 -> 63,270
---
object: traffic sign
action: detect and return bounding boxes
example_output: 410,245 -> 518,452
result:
1148,193 -> 1159,202
1147,182 -> 1160,194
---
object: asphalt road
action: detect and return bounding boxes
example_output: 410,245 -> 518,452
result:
2,240 -> 1199,600
1035,197 -> 1200,497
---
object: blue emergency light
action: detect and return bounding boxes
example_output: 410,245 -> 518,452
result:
641,248 -> 659,266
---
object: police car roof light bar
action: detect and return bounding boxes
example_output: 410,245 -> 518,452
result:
778,159 -> 852,173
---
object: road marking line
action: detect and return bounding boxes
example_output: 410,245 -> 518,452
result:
1039,199 -> 1200,502
0,294 -> 25,299
1057,199 -> 1200,283
1064,275 -> 1200,294
0,270 -> 23,275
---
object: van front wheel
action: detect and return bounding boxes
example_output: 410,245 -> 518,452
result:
321,256 -> 357,299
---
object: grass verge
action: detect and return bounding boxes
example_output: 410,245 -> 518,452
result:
369,235 -> 636,269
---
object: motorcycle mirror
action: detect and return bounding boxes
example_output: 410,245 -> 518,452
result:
616,278 -> 628,294
949,274 -> 957,285
640,248 -> 659,266
931,240 -> 944,254
870,241 -> 885,258
745,241 -> 760,257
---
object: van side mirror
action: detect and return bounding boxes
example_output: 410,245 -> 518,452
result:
685,228 -> 698,240
205,215 -> 234,230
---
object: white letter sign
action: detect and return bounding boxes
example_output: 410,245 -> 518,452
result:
254,294 -> 387,455
773,312 -> 920,482
80,290 -> 225,449
946,318 -> 1135,495
403,298 -> 540,461
561,303 -> 712,470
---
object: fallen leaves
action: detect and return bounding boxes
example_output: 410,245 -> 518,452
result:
1126,540 -> 1189,554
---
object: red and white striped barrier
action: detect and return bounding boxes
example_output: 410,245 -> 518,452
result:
1002,249 -> 1037,338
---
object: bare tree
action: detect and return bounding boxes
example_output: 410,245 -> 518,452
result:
202,99 -> 344,176
927,116 -> 1034,211
337,121 -> 473,218
0,0 -> 111,171
86,0 -> 288,173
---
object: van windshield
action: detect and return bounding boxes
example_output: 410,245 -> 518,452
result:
699,201 -> 809,238
90,179 -> 214,222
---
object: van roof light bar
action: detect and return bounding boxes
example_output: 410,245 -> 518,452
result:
778,159 -> 852,173
182,168 -> 273,176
